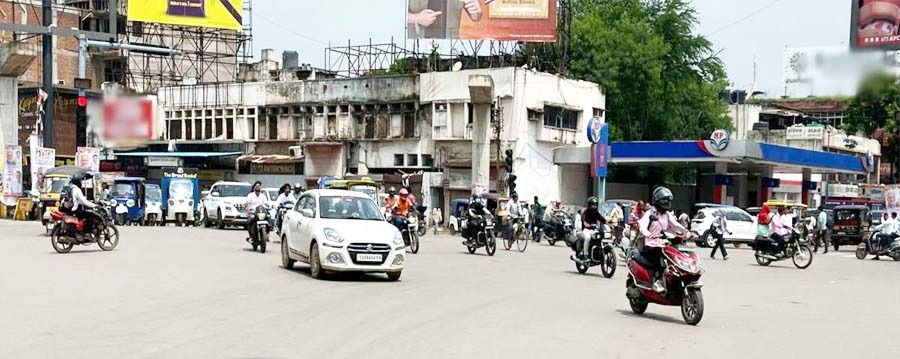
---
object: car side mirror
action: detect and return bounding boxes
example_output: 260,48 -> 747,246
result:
211,192 -> 220,197
300,208 -> 314,218
202,191 -> 210,198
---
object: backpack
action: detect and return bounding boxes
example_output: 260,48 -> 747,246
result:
59,184 -> 76,213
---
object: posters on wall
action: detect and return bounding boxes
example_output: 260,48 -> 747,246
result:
886,185 -> 900,216
76,147 -> 101,173
30,147 -> 56,193
2,145 -> 23,206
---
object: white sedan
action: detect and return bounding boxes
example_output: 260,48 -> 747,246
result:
280,189 -> 405,281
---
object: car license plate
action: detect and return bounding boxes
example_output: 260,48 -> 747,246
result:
837,232 -> 846,235
356,254 -> 382,262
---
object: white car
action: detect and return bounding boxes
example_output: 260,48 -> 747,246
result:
203,181 -> 253,229
691,207 -> 758,247
262,187 -> 280,209
280,189 -> 405,281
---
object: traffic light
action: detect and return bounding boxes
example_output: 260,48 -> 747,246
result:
76,95 -> 88,147
504,149 -> 514,173
506,174 -> 517,195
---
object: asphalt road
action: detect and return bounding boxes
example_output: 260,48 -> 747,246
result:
1,220 -> 898,359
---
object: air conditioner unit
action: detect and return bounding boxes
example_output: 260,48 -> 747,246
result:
289,146 -> 304,158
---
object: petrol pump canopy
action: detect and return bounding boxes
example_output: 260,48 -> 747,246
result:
554,140 -> 867,175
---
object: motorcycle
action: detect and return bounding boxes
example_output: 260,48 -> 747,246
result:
544,212 -> 574,246
463,213 -> 497,256
403,213 -> 420,254
274,202 -> 294,237
625,233 -> 704,325
856,230 -> 900,261
49,200 -> 120,254
750,224 -> 813,269
571,225 -> 617,277
249,205 -> 270,253
416,205 -> 428,237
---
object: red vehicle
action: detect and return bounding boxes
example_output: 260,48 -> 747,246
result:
48,200 -> 119,254
625,236 -> 705,325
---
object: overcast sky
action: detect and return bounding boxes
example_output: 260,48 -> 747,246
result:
251,0 -> 852,97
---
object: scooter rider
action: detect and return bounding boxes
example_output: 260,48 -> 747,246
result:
638,187 -> 688,293
68,174 -> 100,232
275,183 -> 295,232
871,212 -> 899,260
245,181 -> 268,242
578,196 -> 605,260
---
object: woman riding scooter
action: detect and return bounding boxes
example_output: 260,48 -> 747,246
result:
638,187 -> 689,293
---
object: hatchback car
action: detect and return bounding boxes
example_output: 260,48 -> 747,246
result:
691,207 -> 758,247
280,189 -> 405,281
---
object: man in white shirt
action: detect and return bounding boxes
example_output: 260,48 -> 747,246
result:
872,212 -> 899,259
769,207 -> 792,252
245,181 -> 268,241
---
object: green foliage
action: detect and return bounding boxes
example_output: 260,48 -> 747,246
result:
568,0 -> 730,142
846,72 -> 900,182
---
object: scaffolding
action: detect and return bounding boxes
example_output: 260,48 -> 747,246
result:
63,0 -> 253,94
325,0 -> 571,77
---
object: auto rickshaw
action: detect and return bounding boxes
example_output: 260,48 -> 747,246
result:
144,183 -> 164,226
325,177 -> 382,203
832,205 -> 870,251
448,199 -> 470,235
111,177 -> 146,226
38,166 -> 90,232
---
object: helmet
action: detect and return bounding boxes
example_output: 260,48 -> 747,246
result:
399,188 -> 409,196
389,186 -> 397,195
587,196 -> 599,208
651,187 -> 674,211
70,176 -> 82,187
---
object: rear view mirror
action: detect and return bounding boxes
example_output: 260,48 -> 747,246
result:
300,208 -> 314,218
202,190 -> 210,198
211,192 -> 220,197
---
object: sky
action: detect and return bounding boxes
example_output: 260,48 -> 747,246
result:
251,0 -> 853,98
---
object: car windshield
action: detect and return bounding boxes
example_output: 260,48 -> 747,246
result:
835,210 -> 860,221
217,184 -> 251,197
146,186 -> 162,202
264,190 -> 279,201
349,185 -> 378,201
170,180 -> 194,199
112,183 -> 135,197
318,196 -> 383,221
44,177 -> 68,193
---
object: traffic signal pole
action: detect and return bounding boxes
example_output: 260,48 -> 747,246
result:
41,0 -> 53,147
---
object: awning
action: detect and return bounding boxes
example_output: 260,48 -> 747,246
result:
237,154 -> 302,164
114,152 -> 243,158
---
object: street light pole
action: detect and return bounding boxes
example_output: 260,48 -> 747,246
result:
41,0 -> 53,147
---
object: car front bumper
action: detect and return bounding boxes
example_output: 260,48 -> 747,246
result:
318,243 -> 405,273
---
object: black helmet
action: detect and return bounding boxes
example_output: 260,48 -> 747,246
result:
651,187 -> 674,211
587,196 -> 599,208
69,176 -> 82,187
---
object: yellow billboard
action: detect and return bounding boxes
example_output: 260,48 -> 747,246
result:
127,0 -> 243,31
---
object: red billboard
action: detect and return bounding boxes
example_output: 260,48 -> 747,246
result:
852,0 -> 900,49
407,0 -> 557,42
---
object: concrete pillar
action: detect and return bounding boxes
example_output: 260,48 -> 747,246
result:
1,42 -> 38,148
801,168 -> 813,206
468,75 -> 494,191
714,162 -> 728,204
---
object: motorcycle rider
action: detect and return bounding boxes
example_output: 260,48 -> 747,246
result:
543,200 -> 566,239
871,212 -> 899,260
245,181 -> 268,242
638,187 -> 688,293
68,174 -> 101,232
464,192 -> 491,242
384,187 -> 398,213
388,188 -> 416,231
293,183 -> 304,197
275,183 -> 296,232
576,196 -> 605,261
769,207 -> 792,254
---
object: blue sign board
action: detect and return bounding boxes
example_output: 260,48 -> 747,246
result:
588,118 -> 610,178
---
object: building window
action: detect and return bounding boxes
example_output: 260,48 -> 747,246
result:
394,154 -> 405,166
407,154 -> 418,167
543,105 -> 579,130
592,108 -> 605,118
422,154 -> 434,168
528,109 -> 543,122
168,120 -> 182,140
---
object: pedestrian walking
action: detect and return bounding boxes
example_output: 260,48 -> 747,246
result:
431,207 -> 443,235
710,210 -> 731,260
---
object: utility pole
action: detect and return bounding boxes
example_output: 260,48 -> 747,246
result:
42,0 -> 53,147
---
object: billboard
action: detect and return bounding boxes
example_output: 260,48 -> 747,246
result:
783,46 -> 895,97
886,185 -> 900,216
127,0 -> 243,31
407,0 -> 557,42
851,0 -> 900,49
76,147 -> 101,174
2,145 -> 23,205
30,147 -> 55,194
103,96 -> 155,147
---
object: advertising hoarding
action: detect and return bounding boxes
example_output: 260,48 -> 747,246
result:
851,0 -> 900,49
2,145 -> 23,205
887,185 -> 900,216
30,147 -> 56,193
103,96 -> 155,147
407,0 -> 557,42
76,147 -> 101,174
127,0 -> 243,31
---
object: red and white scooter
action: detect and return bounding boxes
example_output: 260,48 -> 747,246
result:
625,233 -> 705,325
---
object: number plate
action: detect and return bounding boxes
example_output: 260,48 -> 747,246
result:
837,232 -> 846,235
356,254 -> 383,262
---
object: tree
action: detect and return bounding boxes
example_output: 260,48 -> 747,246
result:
566,0 -> 730,142
846,72 -> 900,183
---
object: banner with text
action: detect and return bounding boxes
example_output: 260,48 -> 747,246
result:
127,0 -> 243,31
407,0 -> 557,42
30,147 -> 56,193
76,147 -> 101,173
2,145 -> 23,205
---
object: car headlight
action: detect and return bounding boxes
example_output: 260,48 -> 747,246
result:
126,200 -> 135,207
393,231 -> 404,246
323,228 -> 345,244
224,205 -> 234,211
188,200 -> 194,207
168,200 -> 175,206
